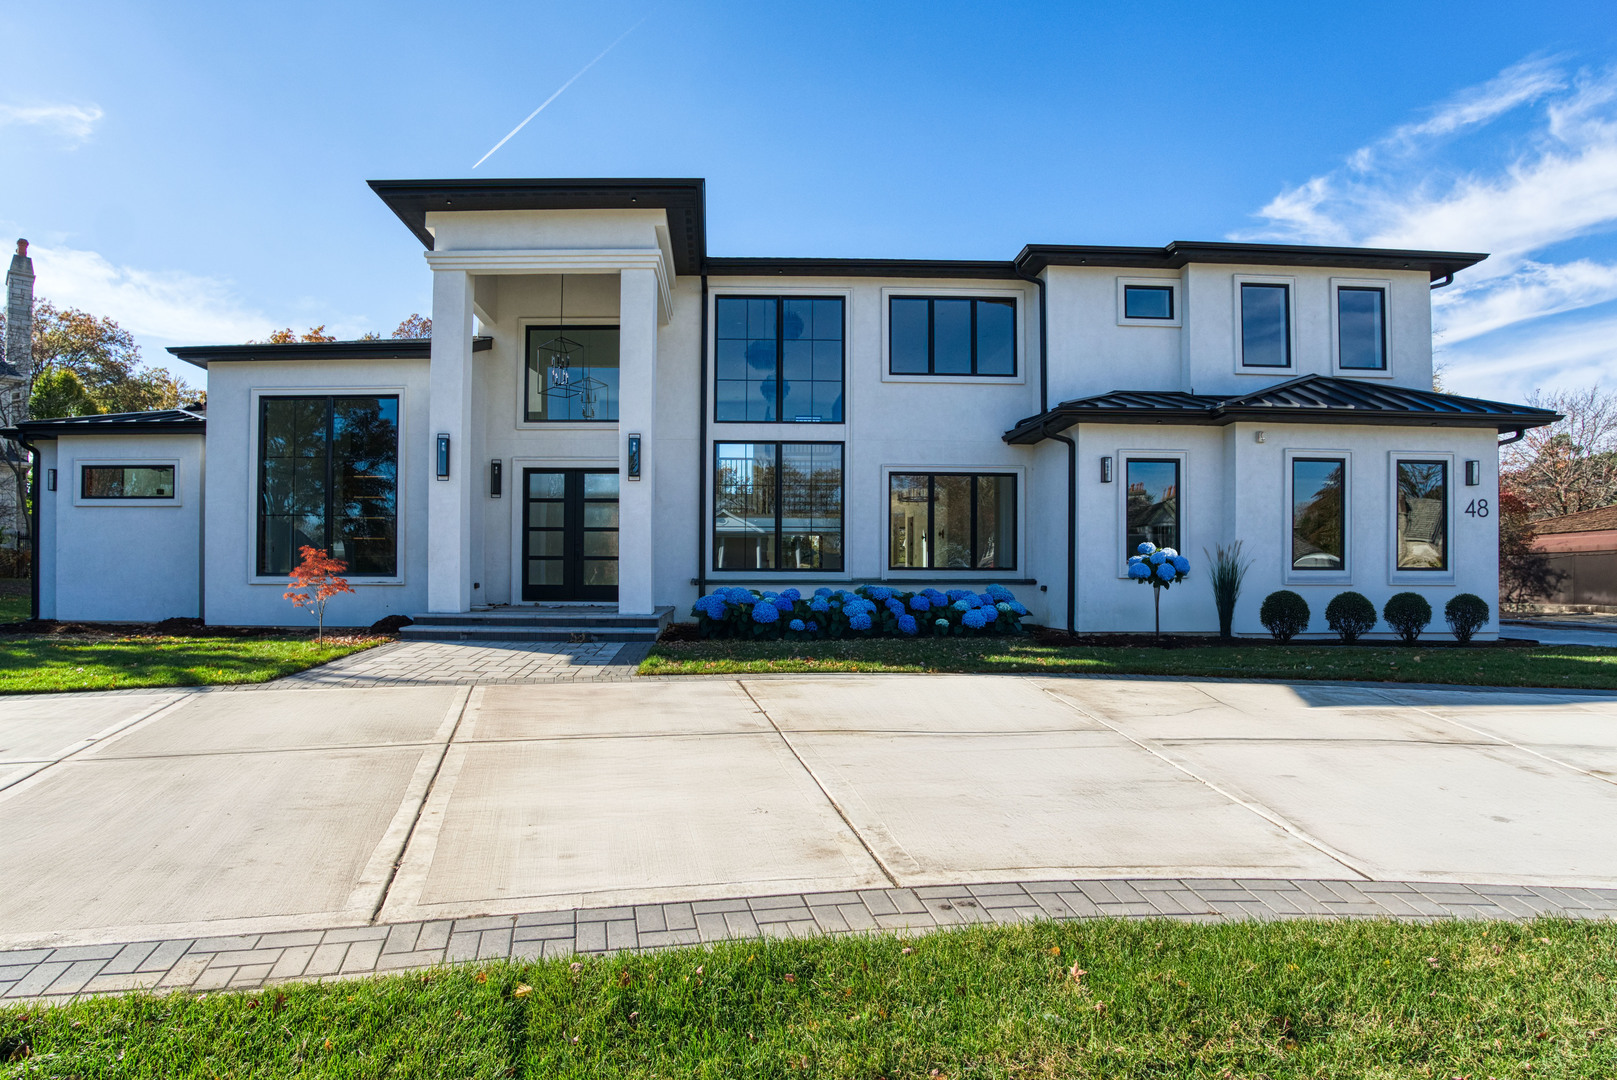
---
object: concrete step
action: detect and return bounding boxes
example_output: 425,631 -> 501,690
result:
399,605 -> 673,643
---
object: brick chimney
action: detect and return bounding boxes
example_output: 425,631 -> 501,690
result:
4,239 -> 33,385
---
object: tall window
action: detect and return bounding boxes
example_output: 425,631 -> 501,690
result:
525,326 -> 620,421
1291,458 -> 1345,571
889,473 -> 1015,569
713,442 -> 843,571
1396,460 -> 1448,570
259,396 -> 399,577
1337,286 -> 1387,370
715,297 -> 844,422
1240,282 -> 1291,368
1125,459 -> 1180,556
889,297 -> 1016,376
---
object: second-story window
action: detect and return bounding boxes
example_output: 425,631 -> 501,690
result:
889,297 -> 1016,376
716,297 -> 844,423
1337,286 -> 1387,370
1123,285 -> 1174,320
1240,282 -> 1291,368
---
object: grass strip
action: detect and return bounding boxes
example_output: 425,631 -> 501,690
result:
0,634 -> 384,693
3,918 -> 1614,1077
642,637 -> 1617,689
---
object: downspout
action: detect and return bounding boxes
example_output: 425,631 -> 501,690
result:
1497,428 -> 1525,446
1015,261 -> 1049,413
16,435 -> 38,622
695,273 -> 709,599
1429,273 -> 1454,290
1043,421 -> 1076,635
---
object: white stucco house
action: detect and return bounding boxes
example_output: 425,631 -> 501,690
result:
5,178 -> 1560,640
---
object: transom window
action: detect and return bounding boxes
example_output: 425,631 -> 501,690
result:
1396,460 -> 1448,571
1123,285 -> 1175,320
889,297 -> 1016,376
1337,286 -> 1387,370
80,465 -> 175,500
889,473 -> 1015,570
1125,459 -> 1180,557
716,297 -> 844,422
258,395 -> 399,577
713,442 -> 843,571
525,325 -> 620,421
1240,282 -> 1291,368
1291,458 -> 1345,571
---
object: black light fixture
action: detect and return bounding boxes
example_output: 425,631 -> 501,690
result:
436,433 -> 451,480
538,276 -> 606,419
490,460 -> 503,498
1465,459 -> 1481,486
1100,455 -> 1113,483
627,433 -> 642,480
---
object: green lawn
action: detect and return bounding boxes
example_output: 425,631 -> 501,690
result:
0,634 -> 384,693
0,594 -> 29,623
4,918 -> 1614,1077
642,636 -> 1617,690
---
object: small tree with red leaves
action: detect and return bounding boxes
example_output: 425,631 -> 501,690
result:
284,546 -> 355,642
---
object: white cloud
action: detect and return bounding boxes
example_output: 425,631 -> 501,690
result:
0,102 -> 104,143
1434,259 -> 1617,344
1441,308 -> 1617,400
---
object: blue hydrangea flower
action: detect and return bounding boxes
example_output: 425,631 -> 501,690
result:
751,600 -> 780,623
810,597 -> 830,613
806,621 -> 818,632
935,618 -> 950,630
1149,551 -> 1167,565
1155,562 -> 1176,582
788,618 -> 805,632
780,588 -> 802,602
897,613 -> 918,635
1128,562 -> 1152,580
1159,547 -> 1177,558
962,608 -> 990,629
923,588 -> 948,605
813,587 -> 833,598
1137,542 -> 1157,555
762,591 -> 779,600
909,594 -> 931,612
885,597 -> 906,616
848,612 -> 872,631
984,584 -> 1014,603
1011,602 -> 1028,615
952,599 -> 972,613
693,595 -> 724,618
773,596 -> 795,613
996,601 -> 1013,614
975,593 -> 996,608
1128,555 -> 1144,565
725,587 -> 756,604
829,600 -> 841,610
867,586 -> 894,601
1170,555 -> 1190,574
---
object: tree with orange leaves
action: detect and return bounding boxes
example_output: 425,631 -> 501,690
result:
284,546 -> 355,642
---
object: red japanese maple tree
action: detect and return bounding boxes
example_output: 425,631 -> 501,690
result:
284,546 -> 355,642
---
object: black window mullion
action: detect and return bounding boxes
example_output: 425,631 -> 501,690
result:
925,475 -> 935,569
775,299 -> 785,422
927,299 -> 935,375
773,443 -> 783,570
323,397 -> 335,556
968,303 -> 978,376
968,474 -> 979,565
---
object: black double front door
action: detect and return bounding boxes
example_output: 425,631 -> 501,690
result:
522,469 -> 620,601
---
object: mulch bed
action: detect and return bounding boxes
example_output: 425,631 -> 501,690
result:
656,622 -> 1538,648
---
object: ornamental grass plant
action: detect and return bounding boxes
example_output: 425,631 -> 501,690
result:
1202,540 -> 1250,638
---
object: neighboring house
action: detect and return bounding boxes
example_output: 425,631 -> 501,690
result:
2,178 -> 1562,638
1531,504 -> 1617,609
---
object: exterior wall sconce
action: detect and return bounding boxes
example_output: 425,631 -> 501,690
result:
1254,430 -> 1266,444
1465,459 -> 1481,486
627,433 -> 642,480
489,460 -> 503,498
1100,455 -> 1113,483
436,433 -> 451,480
46,469 -> 56,492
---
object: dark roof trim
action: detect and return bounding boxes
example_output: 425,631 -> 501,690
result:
168,336 -> 492,370
1015,241 -> 1487,281
706,257 -> 1020,280
368,178 -> 707,275
1004,374 -> 1560,444
3,409 -> 206,439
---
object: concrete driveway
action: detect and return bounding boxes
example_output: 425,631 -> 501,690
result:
2,674 -> 1616,949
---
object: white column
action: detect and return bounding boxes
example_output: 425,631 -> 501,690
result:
427,269 -> 475,613
617,267 -> 659,615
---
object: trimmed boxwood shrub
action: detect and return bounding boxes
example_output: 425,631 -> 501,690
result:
1383,591 -> 1433,645
1259,590 -> 1310,643
1444,592 -> 1491,644
1324,591 -> 1377,644
689,584 -> 1029,640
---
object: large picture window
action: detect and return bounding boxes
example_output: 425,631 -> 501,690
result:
888,473 -> 1015,570
1396,460 -> 1448,570
1240,282 -> 1291,368
1291,458 -> 1345,571
525,325 -> 619,421
1125,459 -> 1180,557
715,297 -> 844,422
889,297 -> 1016,376
713,442 -> 843,571
81,465 -> 175,500
259,395 -> 399,577
1337,286 -> 1387,370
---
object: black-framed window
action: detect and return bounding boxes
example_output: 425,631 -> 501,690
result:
889,297 -> 1016,376
1291,457 -> 1345,571
1396,460 -> 1448,571
1337,286 -> 1387,370
1125,459 -> 1180,557
525,325 -> 619,421
1123,285 -> 1175,320
258,395 -> 399,577
81,465 -> 175,499
715,297 -> 844,422
713,442 -> 843,571
1240,282 -> 1291,368
889,473 -> 1015,570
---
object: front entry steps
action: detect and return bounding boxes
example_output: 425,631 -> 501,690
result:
399,605 -> 674,643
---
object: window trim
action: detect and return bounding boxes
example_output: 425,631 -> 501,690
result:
1330,277 -> 1394,378
1283,449 -> 1352,585
884,469 -> 1019,572
519,319 -> 624,426
1116,451 -> 1187,577
884,295 -> 1019,378
1389,452 -> 1455,583
1233,275 -> 1296,373
880,286 -> 1029,384
711,440 -> 846,574
247,386 -> 407,586
712,294 -> 848,424
1116,276 -> 1182,327
73,460 -> 181,507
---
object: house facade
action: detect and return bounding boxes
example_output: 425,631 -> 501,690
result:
8,178 -> 1560,638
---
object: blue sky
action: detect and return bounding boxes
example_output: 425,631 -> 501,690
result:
1,0 -> 1614,402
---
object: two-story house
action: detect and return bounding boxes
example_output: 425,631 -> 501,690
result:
7,178 -> 1559,639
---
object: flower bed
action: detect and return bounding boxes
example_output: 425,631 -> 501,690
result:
690,584 -> 1030,639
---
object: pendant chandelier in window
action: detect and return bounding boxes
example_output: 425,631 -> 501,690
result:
537,276 -> 607,419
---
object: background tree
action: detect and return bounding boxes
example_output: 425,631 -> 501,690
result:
391,314 -> 430,339
1,300 -> 190,413
1500,385 -> 1617,519
28,368 -> 100,419
261,325 -> 336,344
1498,490 -> 1562,609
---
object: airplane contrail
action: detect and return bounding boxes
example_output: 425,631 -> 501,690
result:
473,14 -> 650,169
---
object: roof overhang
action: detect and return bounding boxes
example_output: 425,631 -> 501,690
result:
706,258 -> 1020,279
3,410 -> 206,440
1014,241 -> 1487,282
168,336 -> 492,370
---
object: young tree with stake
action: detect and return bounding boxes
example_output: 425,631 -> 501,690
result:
284,546 -> 354,643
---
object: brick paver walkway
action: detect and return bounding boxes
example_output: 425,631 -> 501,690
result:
271,639 -> 652,687
4,877 -> 1613,1001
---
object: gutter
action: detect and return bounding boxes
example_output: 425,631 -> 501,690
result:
695,273 -> 709,599
1041,422 -> 1077,635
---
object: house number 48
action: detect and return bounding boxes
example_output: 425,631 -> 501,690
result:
1464,499 -> 1490,518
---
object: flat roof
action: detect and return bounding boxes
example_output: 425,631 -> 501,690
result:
168,336 -> 492,370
